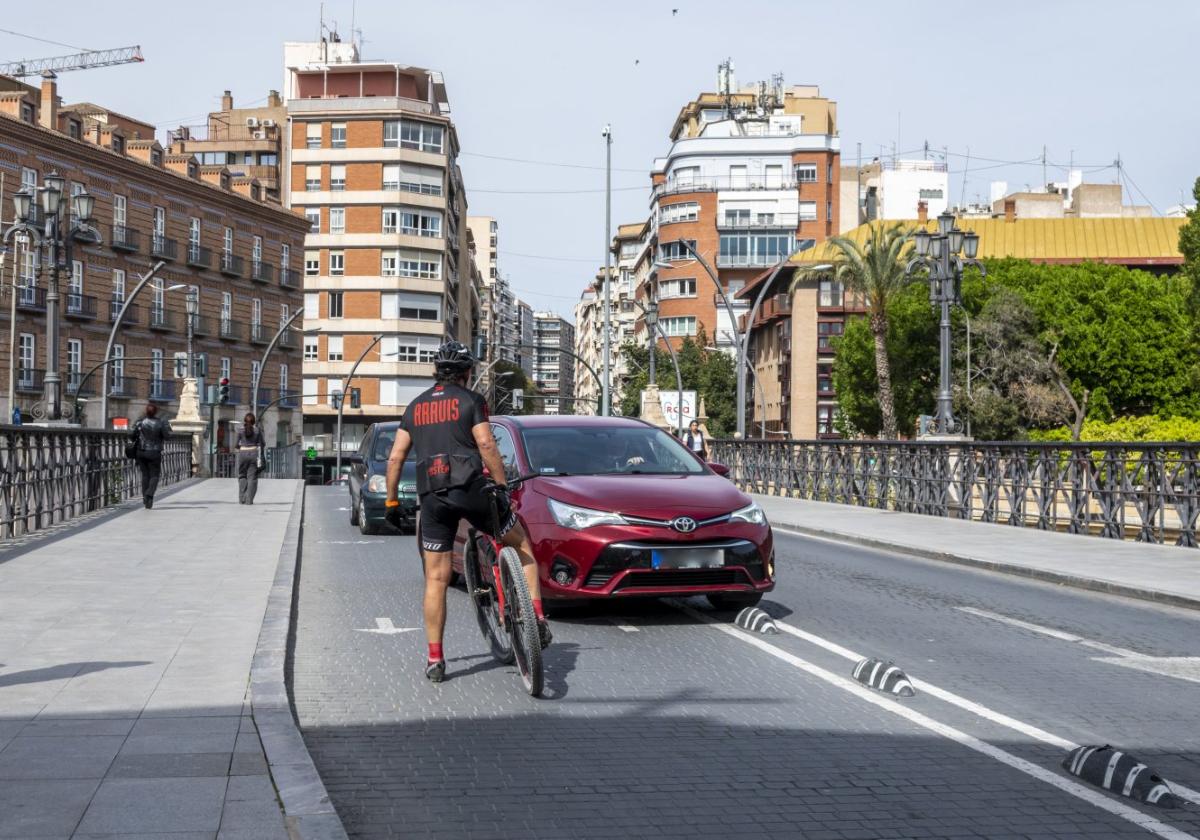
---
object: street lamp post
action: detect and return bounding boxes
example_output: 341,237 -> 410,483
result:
251,307 -> 304,420
334,333 -> 383,480
905,211 -> 985,436
99,260 -> 167,426
644,296 -> 658,387
601,124 -> 612,416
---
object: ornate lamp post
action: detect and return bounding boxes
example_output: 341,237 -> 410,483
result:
905,211 -> 985,436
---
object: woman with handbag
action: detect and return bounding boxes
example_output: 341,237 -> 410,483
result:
130,403 -> 172,509
237,413 -> 267,504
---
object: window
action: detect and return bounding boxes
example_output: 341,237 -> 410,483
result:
919,188 -> 944,200
111,344 -> 125,389
305,165 -> 320,191
383,120 -> 400,148
303,336 -> 318,361
221,292 -> 232,323
661,316 -> 697,337
399,120 -> 444,153
393,250 -> 440,279
303,379 -> 318,405
112,193 -> 125,226
20,103 -> 33,124
68,119 -> 81,140
304,251 -> 319,276
729,165 -> 747,187
329,250 -> 344,276
69,260 -> 83,296
397,163 -> 442,195
189,217 -> 200,247
399,210 -> 441,238
221,357 -> 231,382
798,201 -> 818,221
795,163 -> 817,183
21,166 -> 37,192
765,165 -> 784,187
381,251 -> 399,276
152,277 -> 165,313
281,244 -> 290,269
658,239 -> 696,262
280,363 -> 288,394
280,303 -> 289,326
828,163 -> 834,184
382,334 -> 438,362
151,349 -> 163,387
724,208 -> 750,226
252,235 -> 263,267
252,298 -> 262,327
817,364 -> 834,395
304,293 -> 319,319
17,334 -> 34,382
826,201 -> 833,221
328,291 -> 344,319
382,207 -> 399,234
327,335 -> 344,361
817,321 -> 844,352
305,207 -> 320,232
672,166 -> 699,186
153,206 -> 166,237
817,405 -> 837,435
382,164 -> 400,190
223,226 -> 233,256
112,268 -> 126,303
329,207 -> 345,234
818,279 -> 843,308
718,233 -> 793,266
259,152 -> 278,166
657,278 -> 697,299
658,202 -> 699,225
250,360 -> 261,392
330,122 -> 347,149
67,339 -> 82,378
305,123 -> 321,149
329,165 -> 346,191
383,291 -> 440,321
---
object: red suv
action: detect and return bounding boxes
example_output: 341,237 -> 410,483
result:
450,415 -> 774,608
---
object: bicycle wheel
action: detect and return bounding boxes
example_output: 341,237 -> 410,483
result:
463,536 -> 514,664
499,546 -> 542,697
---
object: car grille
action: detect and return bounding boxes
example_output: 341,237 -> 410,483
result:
582,540 -> 764,589
614,569 -> 749,590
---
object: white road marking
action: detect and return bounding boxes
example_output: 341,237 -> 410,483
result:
609,619 -> 639,632
956,606 -> 1137,656
673,602 -> 1199,839
739,612 -> 1200,808
355,617 -> 420,635
317,539 -> 384,545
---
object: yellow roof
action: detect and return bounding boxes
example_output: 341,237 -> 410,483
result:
794,217 -> 1187,267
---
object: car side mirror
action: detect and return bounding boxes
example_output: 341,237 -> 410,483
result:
346,453 -> 364,465
708,462 -> 730,477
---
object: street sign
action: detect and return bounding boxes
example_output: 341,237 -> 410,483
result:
643,389 -> 696,427
305,447 -> 317,460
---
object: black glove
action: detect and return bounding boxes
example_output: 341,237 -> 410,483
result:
384,499 -> 404,528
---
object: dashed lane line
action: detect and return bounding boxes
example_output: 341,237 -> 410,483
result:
671,601 -> 1198,840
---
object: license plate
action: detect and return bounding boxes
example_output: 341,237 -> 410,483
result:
651,548 -> 724,570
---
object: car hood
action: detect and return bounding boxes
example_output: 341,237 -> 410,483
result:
530,474 -> 749,518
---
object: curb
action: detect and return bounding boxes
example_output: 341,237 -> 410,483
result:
250,481 -> 349,840
771,519 -> 1200,613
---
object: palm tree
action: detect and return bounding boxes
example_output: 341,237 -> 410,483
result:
792,222 -> 913,439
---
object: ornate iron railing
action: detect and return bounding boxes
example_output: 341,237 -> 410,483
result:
0,426 -> 192,540
709,439 -> 1200,548
214,444 -> 301,480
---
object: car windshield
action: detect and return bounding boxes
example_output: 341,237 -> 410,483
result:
370,430 -> 416,480
521,425 -> 706,476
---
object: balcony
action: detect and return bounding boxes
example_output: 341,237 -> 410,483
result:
249,323 -> 270,345
188,314 -> 212,337
15,368 -> 43,393
150,234 -> 178,261
716,213 -> 801,231
218,318 -> 243,342
148,306 -> 178,332
716,254 -> 793,269
148,379 -> 176,402
220,253 -> 244,278
288,95 -> 434,115
110,225 -> 140,252
16,287 -> 46,313
654,177 -> 800,200
278,328 -> 297,350
253,387 -> 272,407
186,244 -> 212,269
65,371 -> 94,396
278,390 -> 300,409
107,299 -> 139,325
280,268 -> 300,289
107,375 -> 139,399
64,293 -> 97,320
249,261 -> 275,283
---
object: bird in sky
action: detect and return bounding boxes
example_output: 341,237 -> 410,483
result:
672,8 -> 679,14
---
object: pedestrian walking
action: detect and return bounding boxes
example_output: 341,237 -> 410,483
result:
130,403 -> 172,509
684,419 -> 708,460
237,413 -> 266,504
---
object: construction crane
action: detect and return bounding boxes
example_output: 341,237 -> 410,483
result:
0,45 -> 143,78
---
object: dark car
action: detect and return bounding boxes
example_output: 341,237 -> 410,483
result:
348,422 -> 418,535
451,415 -> 774,609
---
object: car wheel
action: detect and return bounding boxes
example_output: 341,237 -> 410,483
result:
357,498 -> 377,536
706,592 -> 763,610
349,492 -> 360,526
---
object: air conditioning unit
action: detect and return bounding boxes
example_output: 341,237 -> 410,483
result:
246,117 -> 260,128
261,119 -> 276,128
252,130 -> 267,140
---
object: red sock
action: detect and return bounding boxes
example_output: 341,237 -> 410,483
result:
533,599 -> 545,621
428,642 -> 443,662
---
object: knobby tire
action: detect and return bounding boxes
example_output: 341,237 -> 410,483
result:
464,536 -> 514,664
499,546 -> 543,697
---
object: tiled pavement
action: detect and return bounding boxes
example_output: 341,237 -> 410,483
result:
0,479 -> 299,839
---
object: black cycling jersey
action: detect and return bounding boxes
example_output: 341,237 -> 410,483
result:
401,382 -> 490,497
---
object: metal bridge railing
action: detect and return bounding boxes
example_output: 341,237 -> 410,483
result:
0,425 -> 191,540
214,443 -> 302,480
709,438 -> 1200,548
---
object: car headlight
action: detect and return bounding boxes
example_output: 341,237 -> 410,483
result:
366,474 -> 387,493
729,502 -> 766,525
547,498 -> 626,530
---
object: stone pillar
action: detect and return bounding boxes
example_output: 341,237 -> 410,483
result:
172,377 -> 207,476
639,384 -> 671,432
696,396 -> 712,441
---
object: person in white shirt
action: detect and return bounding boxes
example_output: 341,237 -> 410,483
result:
684,420 -> 707,460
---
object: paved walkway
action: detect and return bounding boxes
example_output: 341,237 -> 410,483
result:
0,479 -> 299,840
755,494 -> 1200,608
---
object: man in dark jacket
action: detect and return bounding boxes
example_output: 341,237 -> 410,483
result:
130,403 -> 172,508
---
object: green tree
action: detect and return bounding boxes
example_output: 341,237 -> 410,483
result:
491,360 -> 539,416
617,334 -> 737,435
794,223 -> 913,438
1180,176 -> 1200,315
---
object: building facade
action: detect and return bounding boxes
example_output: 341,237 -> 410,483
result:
284,41 -> 478,455
168,90 -> 286,202
532,312 -> 574,414
0,73 -> 307,446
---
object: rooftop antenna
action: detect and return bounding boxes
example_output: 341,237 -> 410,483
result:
1042,144 -> 1047,191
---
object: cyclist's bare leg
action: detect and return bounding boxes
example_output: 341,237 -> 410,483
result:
422,549 -> 453,647
500,521 -> 542,603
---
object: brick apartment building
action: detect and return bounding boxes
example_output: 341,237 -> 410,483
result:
283,39 -> 478,454
0,72 -> 307,444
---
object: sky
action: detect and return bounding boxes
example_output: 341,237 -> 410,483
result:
4,0 -> 1198,320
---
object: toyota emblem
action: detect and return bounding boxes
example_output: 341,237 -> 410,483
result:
671,516 -> 698,534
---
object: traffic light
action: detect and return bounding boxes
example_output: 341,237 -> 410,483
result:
193,354 -> 208,378
512,388 -> 524,411
218,377 -> 230,405
349,387 -> 361,409
331,391 -> 343,410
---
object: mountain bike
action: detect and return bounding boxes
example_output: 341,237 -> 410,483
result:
461,478 -> 542,697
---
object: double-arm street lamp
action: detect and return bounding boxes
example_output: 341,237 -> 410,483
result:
633,293 -> 684,436
5,173 -> 100,421
905,211 -> 986,436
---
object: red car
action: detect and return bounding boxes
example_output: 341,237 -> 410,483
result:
450,415 -> 775,609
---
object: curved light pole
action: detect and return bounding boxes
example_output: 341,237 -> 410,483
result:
511,343 -> 604,415
251,307 -> 304,420
632,298 -> 684,436
334,333 -> 383,479
99,260 -> 167,426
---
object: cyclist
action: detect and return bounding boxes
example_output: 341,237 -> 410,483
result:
384,340 -> 552,683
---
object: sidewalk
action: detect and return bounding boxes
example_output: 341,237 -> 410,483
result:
0,479 -> 308,839
754,494 -> 1200,610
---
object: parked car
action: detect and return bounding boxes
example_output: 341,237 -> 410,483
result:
347,422 -> 418,535
451,415 -> 774,609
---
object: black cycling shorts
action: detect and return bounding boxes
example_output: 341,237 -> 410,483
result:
418,477 -> 518,554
